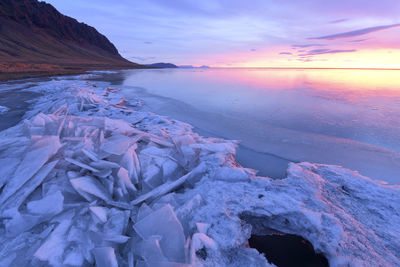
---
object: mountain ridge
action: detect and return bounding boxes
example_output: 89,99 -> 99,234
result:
0,0 -> 143,80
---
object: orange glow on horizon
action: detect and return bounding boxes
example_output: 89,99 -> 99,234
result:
203,48 -> 400,70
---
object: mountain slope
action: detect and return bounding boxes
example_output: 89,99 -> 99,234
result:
0,0 -> 141,78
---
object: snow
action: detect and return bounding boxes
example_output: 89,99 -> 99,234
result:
0,77 -> 398,266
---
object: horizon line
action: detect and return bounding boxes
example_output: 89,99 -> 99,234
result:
202,67 -> 400,71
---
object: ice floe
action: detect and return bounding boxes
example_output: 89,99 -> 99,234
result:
0,78 -> 399,266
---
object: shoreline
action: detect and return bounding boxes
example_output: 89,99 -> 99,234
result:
0,63 -> 152,82
0,76 -> 399,266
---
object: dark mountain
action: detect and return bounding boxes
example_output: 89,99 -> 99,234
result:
146,62 -> 178,68
0,0 -> 142,79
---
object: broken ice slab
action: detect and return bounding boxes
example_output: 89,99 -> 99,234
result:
27,190 -> 64,216
63,248 -> 85,266
196,223 -> 211,234
65,157 -> 99,173
131,163 -> 206,205
89,206 -> 108,223
137,236 -> 167,263
120,143 -> 140,184
117,167 -> 138,195
90,159 -> 120,170
70,176 -> 110,202
0,160 -> 58,211
134,205 -> 186,263
136,203 -> 153,221
176,194 -> 204,236
34,212 -> 74,266
101,134 -> 143,155
92,247 -> 118,267
0,136 -> 61,205
0,159 -> 20,189
212,167 -> 250,182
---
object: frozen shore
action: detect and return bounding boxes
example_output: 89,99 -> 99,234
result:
0,76 -> 399,266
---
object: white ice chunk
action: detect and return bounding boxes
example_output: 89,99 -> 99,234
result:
90,159 -> 120,170
196,223 -> 210,234
0,105 -> 9,114
27,190 -> 64,215
92,247 -> 118,267
117,167 -> 137,194
34,213 -> 73,265
120,143 -> 140,184
131,163 -> 206,205
101,135 -> 133,155
212,167 -> 250,182
0,160 -> 59,210
65,157 -> 99,173
89,206 -> 108,223
134,205 -> 186,262
162,159 -> 179,177
63,249 -> 84,266
137,203 -> 154,221
0,136 -> 61,204
137,236 -> 167,263
70,176 -> 110,202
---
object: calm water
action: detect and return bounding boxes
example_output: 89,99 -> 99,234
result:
101,68 -> 400,183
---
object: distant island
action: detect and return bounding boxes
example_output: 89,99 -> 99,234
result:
179,65 -> 211,69
145,62 -> 179,68
145,63 -> 212,69
0,0 -> 143,81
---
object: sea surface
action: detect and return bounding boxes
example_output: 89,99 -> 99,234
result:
99,68 -> 400,183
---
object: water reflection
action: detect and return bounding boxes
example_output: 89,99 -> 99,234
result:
114,68 -> 400,183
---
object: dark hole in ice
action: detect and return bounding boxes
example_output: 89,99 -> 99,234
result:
248,234 -> 329,267
196,247 -> 207,260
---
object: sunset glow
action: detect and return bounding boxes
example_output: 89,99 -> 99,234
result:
45,0 -> 400,68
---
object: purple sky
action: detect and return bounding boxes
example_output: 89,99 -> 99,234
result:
44,0 -> 400,67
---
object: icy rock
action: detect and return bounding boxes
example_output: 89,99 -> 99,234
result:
27,190 -> 64,215
134,205 -> 186,263
92,247 -> 118,267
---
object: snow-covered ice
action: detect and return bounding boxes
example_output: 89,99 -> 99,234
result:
0,77 -> 399,266
0,105 -> 9,114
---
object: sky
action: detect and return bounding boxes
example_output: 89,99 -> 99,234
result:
44,0 -> 400,68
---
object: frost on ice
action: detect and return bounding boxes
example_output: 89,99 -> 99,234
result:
0,105 -> 9,114
0,78 -> 399,266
